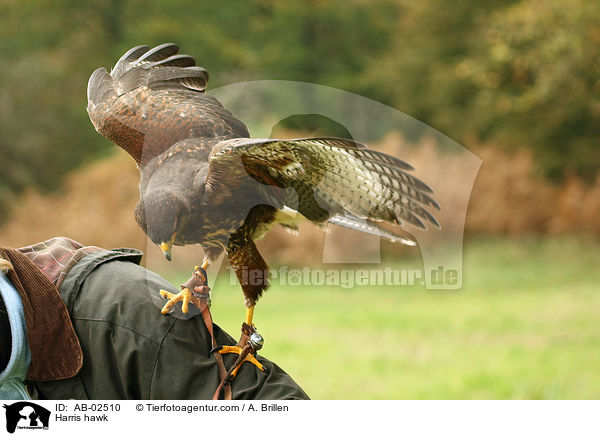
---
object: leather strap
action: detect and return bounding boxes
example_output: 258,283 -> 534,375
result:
201,301 -> 232,400
183,268 -> 232,400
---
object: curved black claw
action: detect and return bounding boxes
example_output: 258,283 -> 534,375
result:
209,345 -> 223,356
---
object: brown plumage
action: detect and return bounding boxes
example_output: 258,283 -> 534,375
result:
87,43 -> 441,314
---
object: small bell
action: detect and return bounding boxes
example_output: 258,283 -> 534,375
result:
249,332 -> 264,350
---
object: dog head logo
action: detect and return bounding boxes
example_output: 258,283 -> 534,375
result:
3,402 -> 50,433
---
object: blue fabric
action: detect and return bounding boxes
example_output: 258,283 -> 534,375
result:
0,272 -> 31,400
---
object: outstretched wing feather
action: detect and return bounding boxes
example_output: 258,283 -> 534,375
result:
206,137 -> 441,234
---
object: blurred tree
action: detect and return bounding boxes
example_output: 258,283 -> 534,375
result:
0,0 -> 110,221
362,0 -> 519,138
366,0 -> 599,181
0,0 -> 598,223
459,0 -> 600,181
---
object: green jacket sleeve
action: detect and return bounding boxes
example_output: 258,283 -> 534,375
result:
33,252 -> 308,400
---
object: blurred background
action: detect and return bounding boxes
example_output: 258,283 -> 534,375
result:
0,0 -> 599,398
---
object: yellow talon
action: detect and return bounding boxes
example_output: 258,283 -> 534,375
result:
159,287 -> 196,314
219,345 -> 265,377
159,263 -> 211,315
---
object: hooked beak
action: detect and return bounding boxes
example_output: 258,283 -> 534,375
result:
160,241 -> 173,261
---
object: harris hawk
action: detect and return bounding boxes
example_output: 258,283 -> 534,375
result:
86,43 -> 441,374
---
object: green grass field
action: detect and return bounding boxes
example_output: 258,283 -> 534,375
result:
170,237 -> 600,399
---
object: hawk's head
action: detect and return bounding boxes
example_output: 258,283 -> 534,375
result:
135,190 -> 191,261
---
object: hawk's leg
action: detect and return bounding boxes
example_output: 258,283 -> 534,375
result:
216,238 -> 269,377
159,261 -> 210,314
215,304 -> 268,378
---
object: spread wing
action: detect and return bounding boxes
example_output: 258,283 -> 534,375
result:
204,137 -> 440,243
87,43 -> 249,166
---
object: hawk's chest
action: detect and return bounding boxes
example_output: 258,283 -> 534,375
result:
177,213 -> 242,248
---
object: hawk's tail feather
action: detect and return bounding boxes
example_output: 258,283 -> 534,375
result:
328,215 -> 417,246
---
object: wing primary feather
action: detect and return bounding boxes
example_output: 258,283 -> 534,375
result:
398,198 -> 441,228
111,45 -> 149,79
293,138 -> 415,171
137,42 -> 179,63
210,137 -> 441,231
150,54 -> 196,68
118,45 -> 150,63
115,67 -> 146,95
87,67 -> 115,107
146,66 -> 209,92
